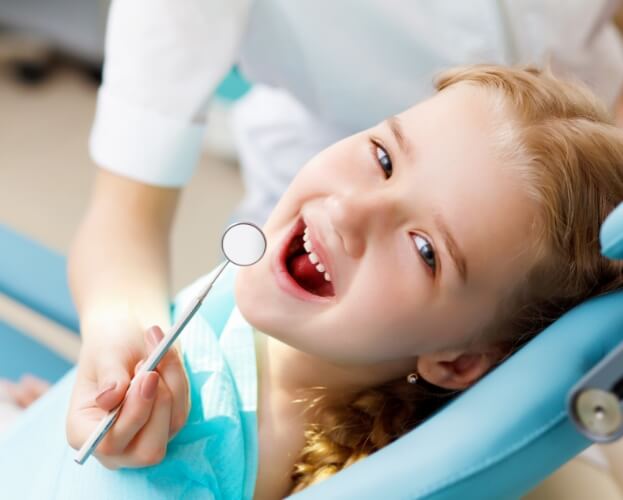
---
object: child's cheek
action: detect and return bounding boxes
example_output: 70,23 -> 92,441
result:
234,267 -> 263,320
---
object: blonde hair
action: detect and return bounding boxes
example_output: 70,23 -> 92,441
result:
289,65 -> 623,493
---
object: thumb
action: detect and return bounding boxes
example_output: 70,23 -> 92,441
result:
94,359 -> 132,411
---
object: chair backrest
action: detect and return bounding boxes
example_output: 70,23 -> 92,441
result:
290,202 -> 623,500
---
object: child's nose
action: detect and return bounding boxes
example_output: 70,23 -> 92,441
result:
324,190 -> 397,258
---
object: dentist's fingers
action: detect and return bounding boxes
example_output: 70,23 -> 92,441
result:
92,355 -> 133,412
0,379 -> 32,408
19,375 -> 51,401
143,326 -> 190,438
94,371 -> 160,459
121,377 -> 173,467
66,322 -> 188,469
65,318 -> 158,466
0,380 -> 30,408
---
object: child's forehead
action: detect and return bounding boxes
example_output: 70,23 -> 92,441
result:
399,83 -> 503,129
394,87 -> 505,170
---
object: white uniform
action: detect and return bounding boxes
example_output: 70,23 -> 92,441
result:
90,0 -> 623,223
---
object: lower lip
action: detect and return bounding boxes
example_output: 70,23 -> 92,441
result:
272,218 -> 335,303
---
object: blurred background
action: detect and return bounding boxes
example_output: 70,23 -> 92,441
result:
0,0 -> 244,396
0,2 -> 621,499
0,0 -> 244,290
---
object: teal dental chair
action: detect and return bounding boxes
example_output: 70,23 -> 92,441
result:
1,202 -> 622,499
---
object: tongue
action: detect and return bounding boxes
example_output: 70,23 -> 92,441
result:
288,253 -> 332,296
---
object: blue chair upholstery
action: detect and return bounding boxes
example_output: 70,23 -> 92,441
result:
0,225 -> 78,332
0,202 -> 622,499
0,319 -> 73,383
601,202 -> 623,260
0,224 -> 78,382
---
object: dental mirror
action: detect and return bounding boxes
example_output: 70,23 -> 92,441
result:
75,222 -> 266,466
221,221 -> 267,266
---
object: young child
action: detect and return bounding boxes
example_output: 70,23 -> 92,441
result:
1,65 -> 622,499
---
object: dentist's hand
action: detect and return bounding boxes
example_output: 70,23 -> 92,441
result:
66,323 -> 190,469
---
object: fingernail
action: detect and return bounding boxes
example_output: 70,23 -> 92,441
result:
141,372 -> 158,400
95,382 -> 117,402
148,326 -> 163,346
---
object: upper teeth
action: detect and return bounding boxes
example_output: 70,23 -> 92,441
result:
303,227 -> 331,282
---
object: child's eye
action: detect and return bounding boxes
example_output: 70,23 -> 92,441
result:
371,140 -> 393,179
413,234 -> 436,273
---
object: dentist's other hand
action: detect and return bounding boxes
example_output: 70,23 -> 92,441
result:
0,374 -> 50,408
66,323 -> 190,469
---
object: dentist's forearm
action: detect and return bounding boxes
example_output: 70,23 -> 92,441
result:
68,212 -> 171,335
67,169 -> 179,338
65,171 -> 192,468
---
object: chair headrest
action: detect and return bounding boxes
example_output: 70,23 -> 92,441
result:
601,202 -> 623,260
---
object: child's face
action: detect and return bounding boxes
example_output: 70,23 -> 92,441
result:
236,84 -> 539,366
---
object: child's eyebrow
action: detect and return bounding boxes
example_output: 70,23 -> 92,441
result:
434,212 -> 468,283
387,116 -> 413,159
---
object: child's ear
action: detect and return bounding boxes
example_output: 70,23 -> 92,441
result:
416,347 -> 503,390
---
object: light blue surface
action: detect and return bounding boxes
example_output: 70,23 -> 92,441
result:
0,319 -> 71,382
0,224 -> 79,333
0,266 -> 258,500
0,224 -> 78,382
601,202 -> 623,259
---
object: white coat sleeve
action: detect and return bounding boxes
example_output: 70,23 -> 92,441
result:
89,0 -> 251,186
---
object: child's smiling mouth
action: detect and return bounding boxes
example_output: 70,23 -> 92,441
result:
278,218 -> 336,299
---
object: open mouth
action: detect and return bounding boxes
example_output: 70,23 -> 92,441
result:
281,219 -> 335,297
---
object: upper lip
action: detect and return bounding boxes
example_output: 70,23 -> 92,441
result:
303,217 -> 335,291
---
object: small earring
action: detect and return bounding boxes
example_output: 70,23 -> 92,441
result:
406,372 -> 419,385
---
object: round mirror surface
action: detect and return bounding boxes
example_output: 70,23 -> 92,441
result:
221,222 -> 267,266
